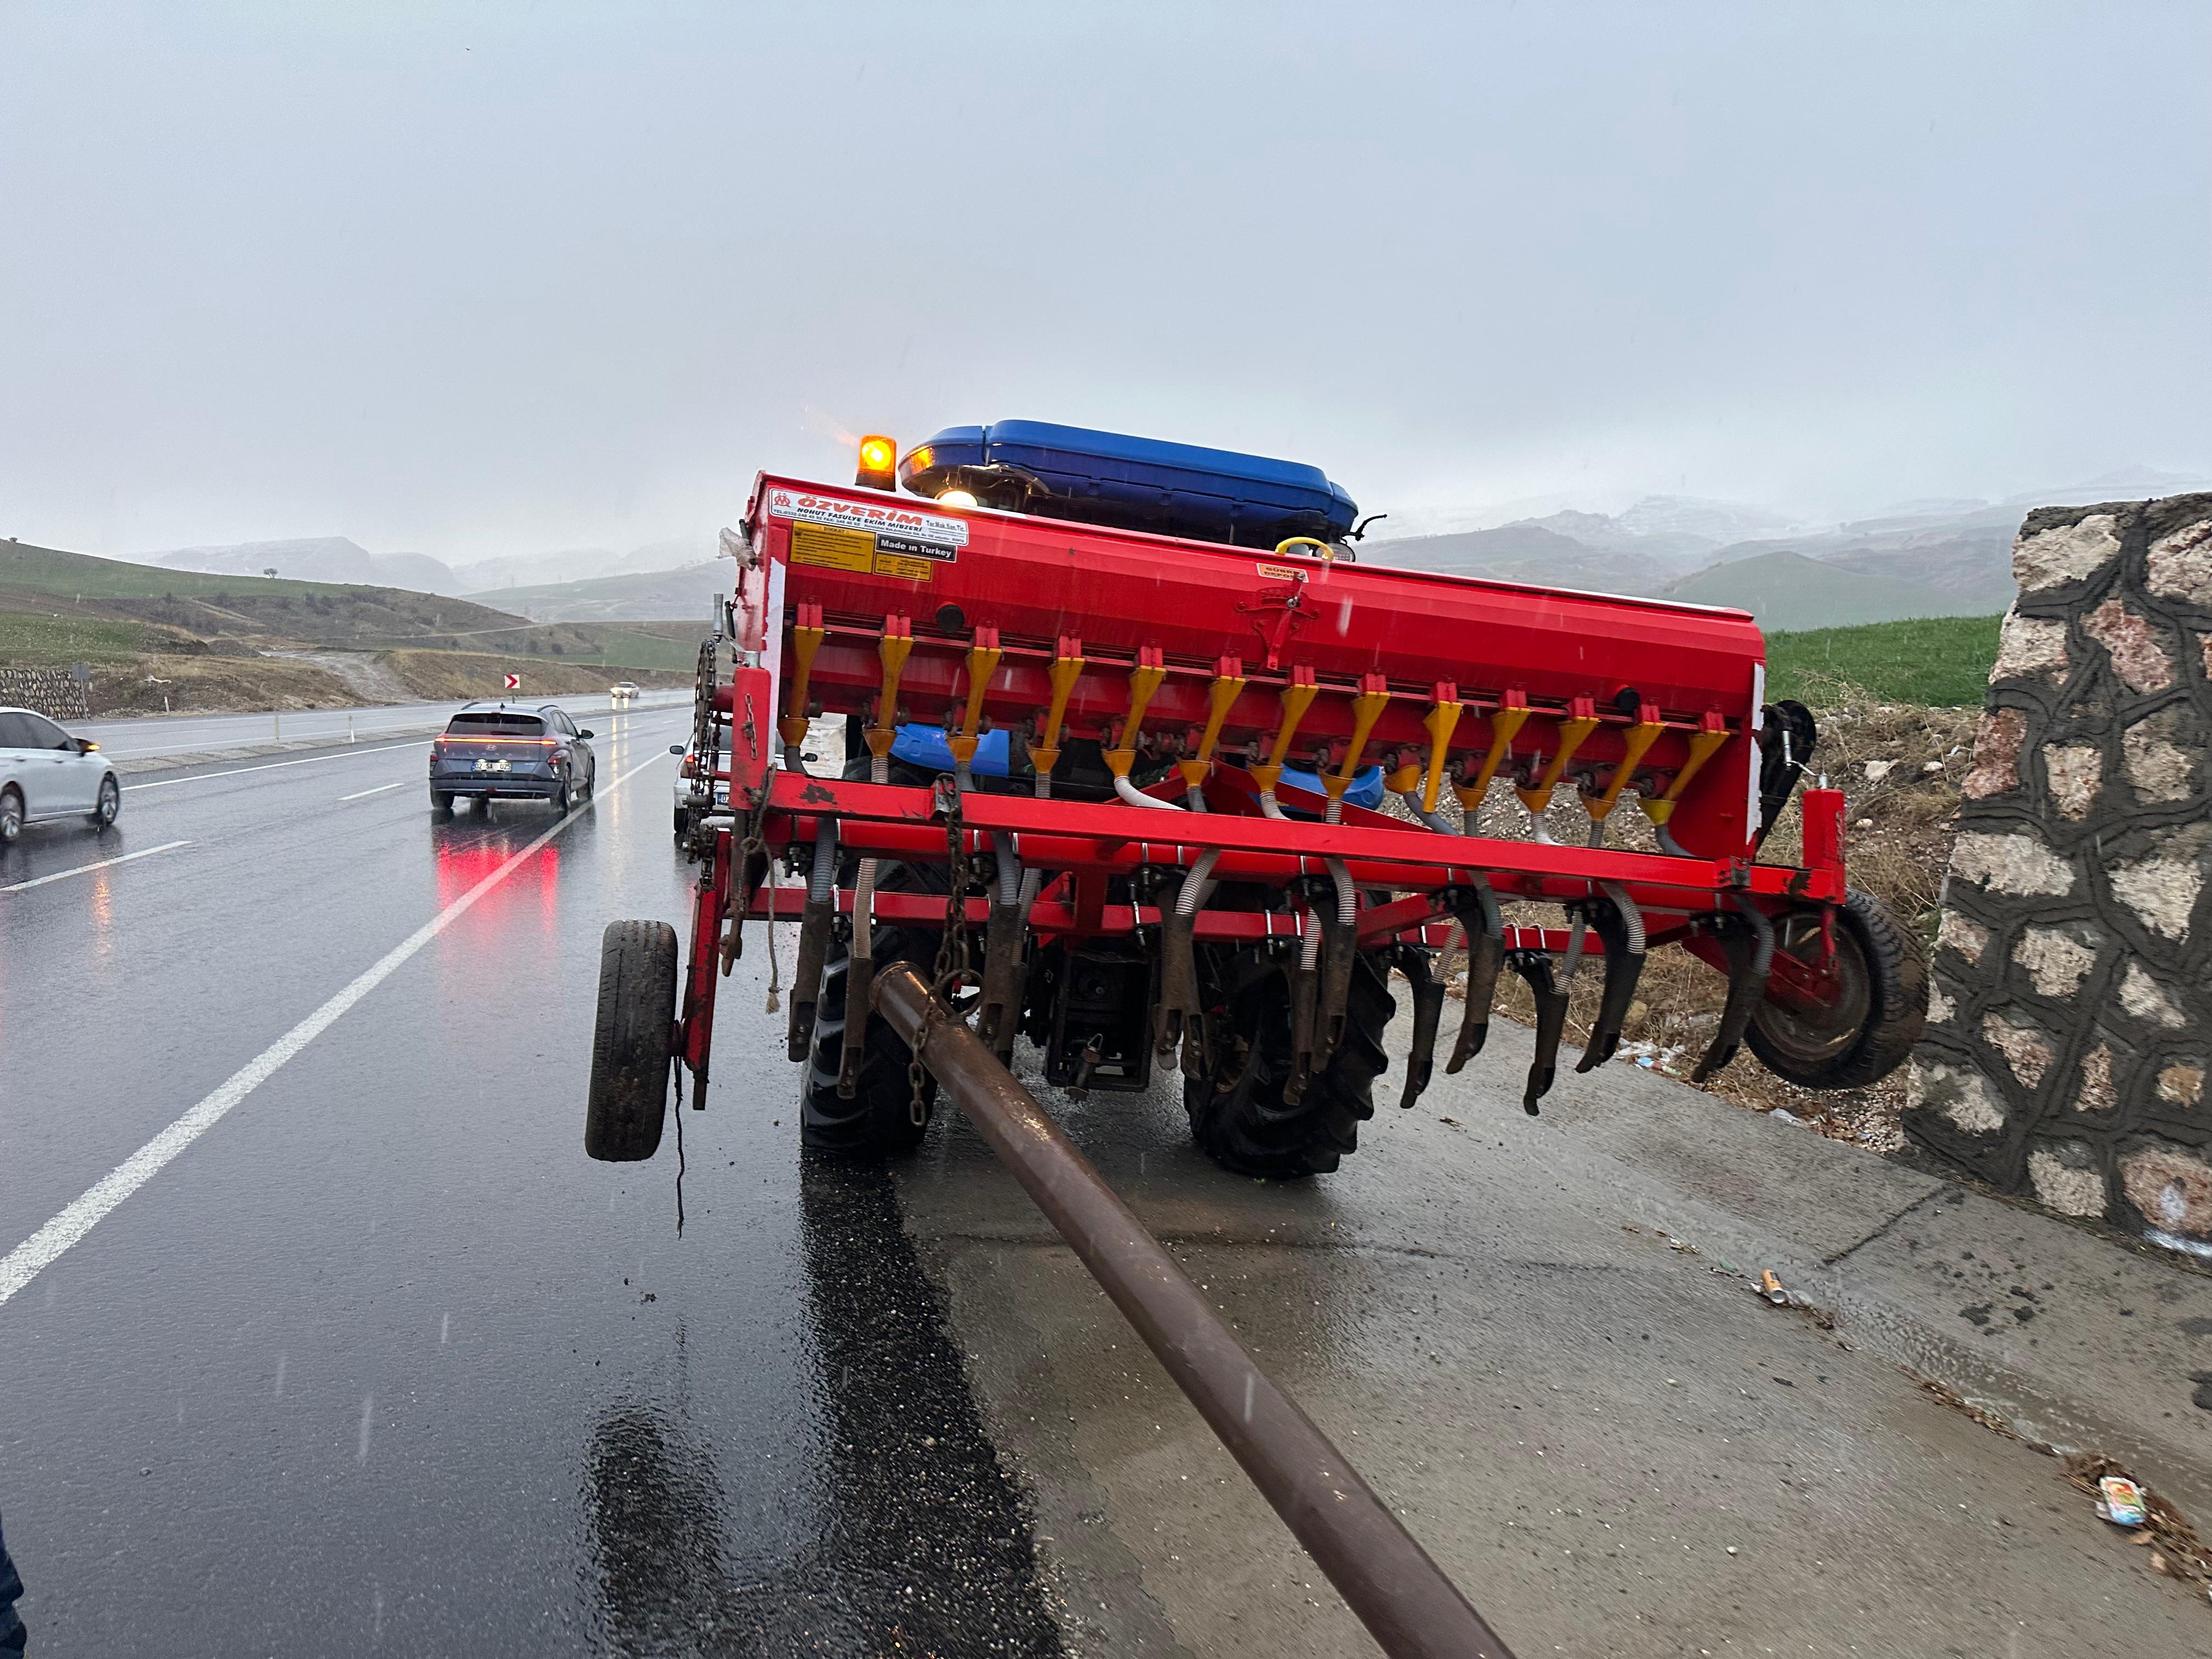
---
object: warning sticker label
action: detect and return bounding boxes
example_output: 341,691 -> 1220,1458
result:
1254,562 -> 1309,582
788,522 -> 874,573
787,521 -> 936,583
767,487 -> 967,553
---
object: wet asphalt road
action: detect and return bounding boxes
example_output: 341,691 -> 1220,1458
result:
7,712 -> 2209,1658
0,707 -> 1063,1657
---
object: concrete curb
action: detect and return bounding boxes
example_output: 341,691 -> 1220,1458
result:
1458,1019 -> 2212,1519
100,694 -> 693,777
111,730 -> 445,776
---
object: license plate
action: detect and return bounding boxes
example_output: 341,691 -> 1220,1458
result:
474,759 -> 510,774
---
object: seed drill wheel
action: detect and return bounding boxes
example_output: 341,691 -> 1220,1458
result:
1746,886 -> 1926,1090
585,919 -> 678,1161
799,858 -> 949,1156
1185,945 -> 1396,1178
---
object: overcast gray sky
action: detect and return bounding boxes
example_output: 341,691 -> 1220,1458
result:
4,1 -> 2207,562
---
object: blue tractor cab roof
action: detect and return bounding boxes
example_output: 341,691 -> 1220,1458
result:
898,420 -> 1358,549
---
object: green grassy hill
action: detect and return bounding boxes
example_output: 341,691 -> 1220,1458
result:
1,539 -> 697,670
1660,549 -> 1991,632
464,562 -> 727,623
1764,613 -> 2004,707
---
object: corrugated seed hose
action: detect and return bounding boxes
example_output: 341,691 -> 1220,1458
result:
1177,848 -> 1221,917
1115,774 -> 1184,811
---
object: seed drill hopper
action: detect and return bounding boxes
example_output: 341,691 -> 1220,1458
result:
585,421 -> 1925,1175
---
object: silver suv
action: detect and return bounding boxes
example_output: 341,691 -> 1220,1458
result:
0,706 -> 121,845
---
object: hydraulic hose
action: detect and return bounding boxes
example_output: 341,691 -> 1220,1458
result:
1115,774 -> 1184,811
1561,909 -> 1588,985
1469,876 -> 1503,939
1326,857 -> 1357,928
853,857 -> 879,962
1398,791 -> 1457,834
808,818 -> 837,904
1600,881 -> 1646,954
1177,848 -> 1221,917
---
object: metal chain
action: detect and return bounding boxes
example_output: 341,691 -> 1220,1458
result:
911,781 -> 978,1126
690,637 -> 718,766
932,779 -> 975,989
907,1020 -> 932,1126
725,784 -> 771,974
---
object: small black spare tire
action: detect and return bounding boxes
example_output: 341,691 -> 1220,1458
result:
1746,886 -> 1926,1090
586,919 -> 678,1161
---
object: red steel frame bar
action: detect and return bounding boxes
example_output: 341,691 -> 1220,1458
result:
760,771 -> 1846,906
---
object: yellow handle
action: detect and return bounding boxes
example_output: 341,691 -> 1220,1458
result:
1419,697 -> 1463,815
1251,674 -> 1319,794
1639,724 -> 1731,827
1453,703 -> 1533,814
1105,651 -> 1167,780
866,623 -> 913,759
1515,714 -> 1600,816
1586,719 -> 1665,822
947,632 -> 1004,768
1178,664 -> 1248,792
1324,680 -> 1391,808
780,611 -> 825,749
1026,641 -> 1085,777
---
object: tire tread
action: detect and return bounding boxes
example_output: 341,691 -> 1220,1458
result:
585,919 -> 678,1161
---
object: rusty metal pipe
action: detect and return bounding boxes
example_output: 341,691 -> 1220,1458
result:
872,962 -> 1519,1659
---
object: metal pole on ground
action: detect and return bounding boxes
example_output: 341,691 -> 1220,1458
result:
872,962 -> 1518,1659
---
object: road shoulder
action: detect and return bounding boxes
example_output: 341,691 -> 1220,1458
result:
895,1018 -> 2212,1655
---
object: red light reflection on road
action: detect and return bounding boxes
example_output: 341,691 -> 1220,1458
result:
432,834 -> 561,922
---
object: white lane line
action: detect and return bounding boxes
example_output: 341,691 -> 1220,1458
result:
0,749 -> 668,1307
1,840 -> 193,893
336,780 -> 410,803
122,742 -> 426,791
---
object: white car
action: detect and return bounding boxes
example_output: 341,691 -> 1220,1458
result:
0,706 -> 121,845
610,681 -> 640,708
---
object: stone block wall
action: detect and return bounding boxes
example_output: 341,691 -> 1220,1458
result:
0,665 -> 92,721
1905,494 -> 2211,1256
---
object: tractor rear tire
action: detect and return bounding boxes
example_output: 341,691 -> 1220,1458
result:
1746,885 -> 1926,1090
799,864 -> 947,1156
585,919 -> 678,1162
1185,947 -> 1396,1178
